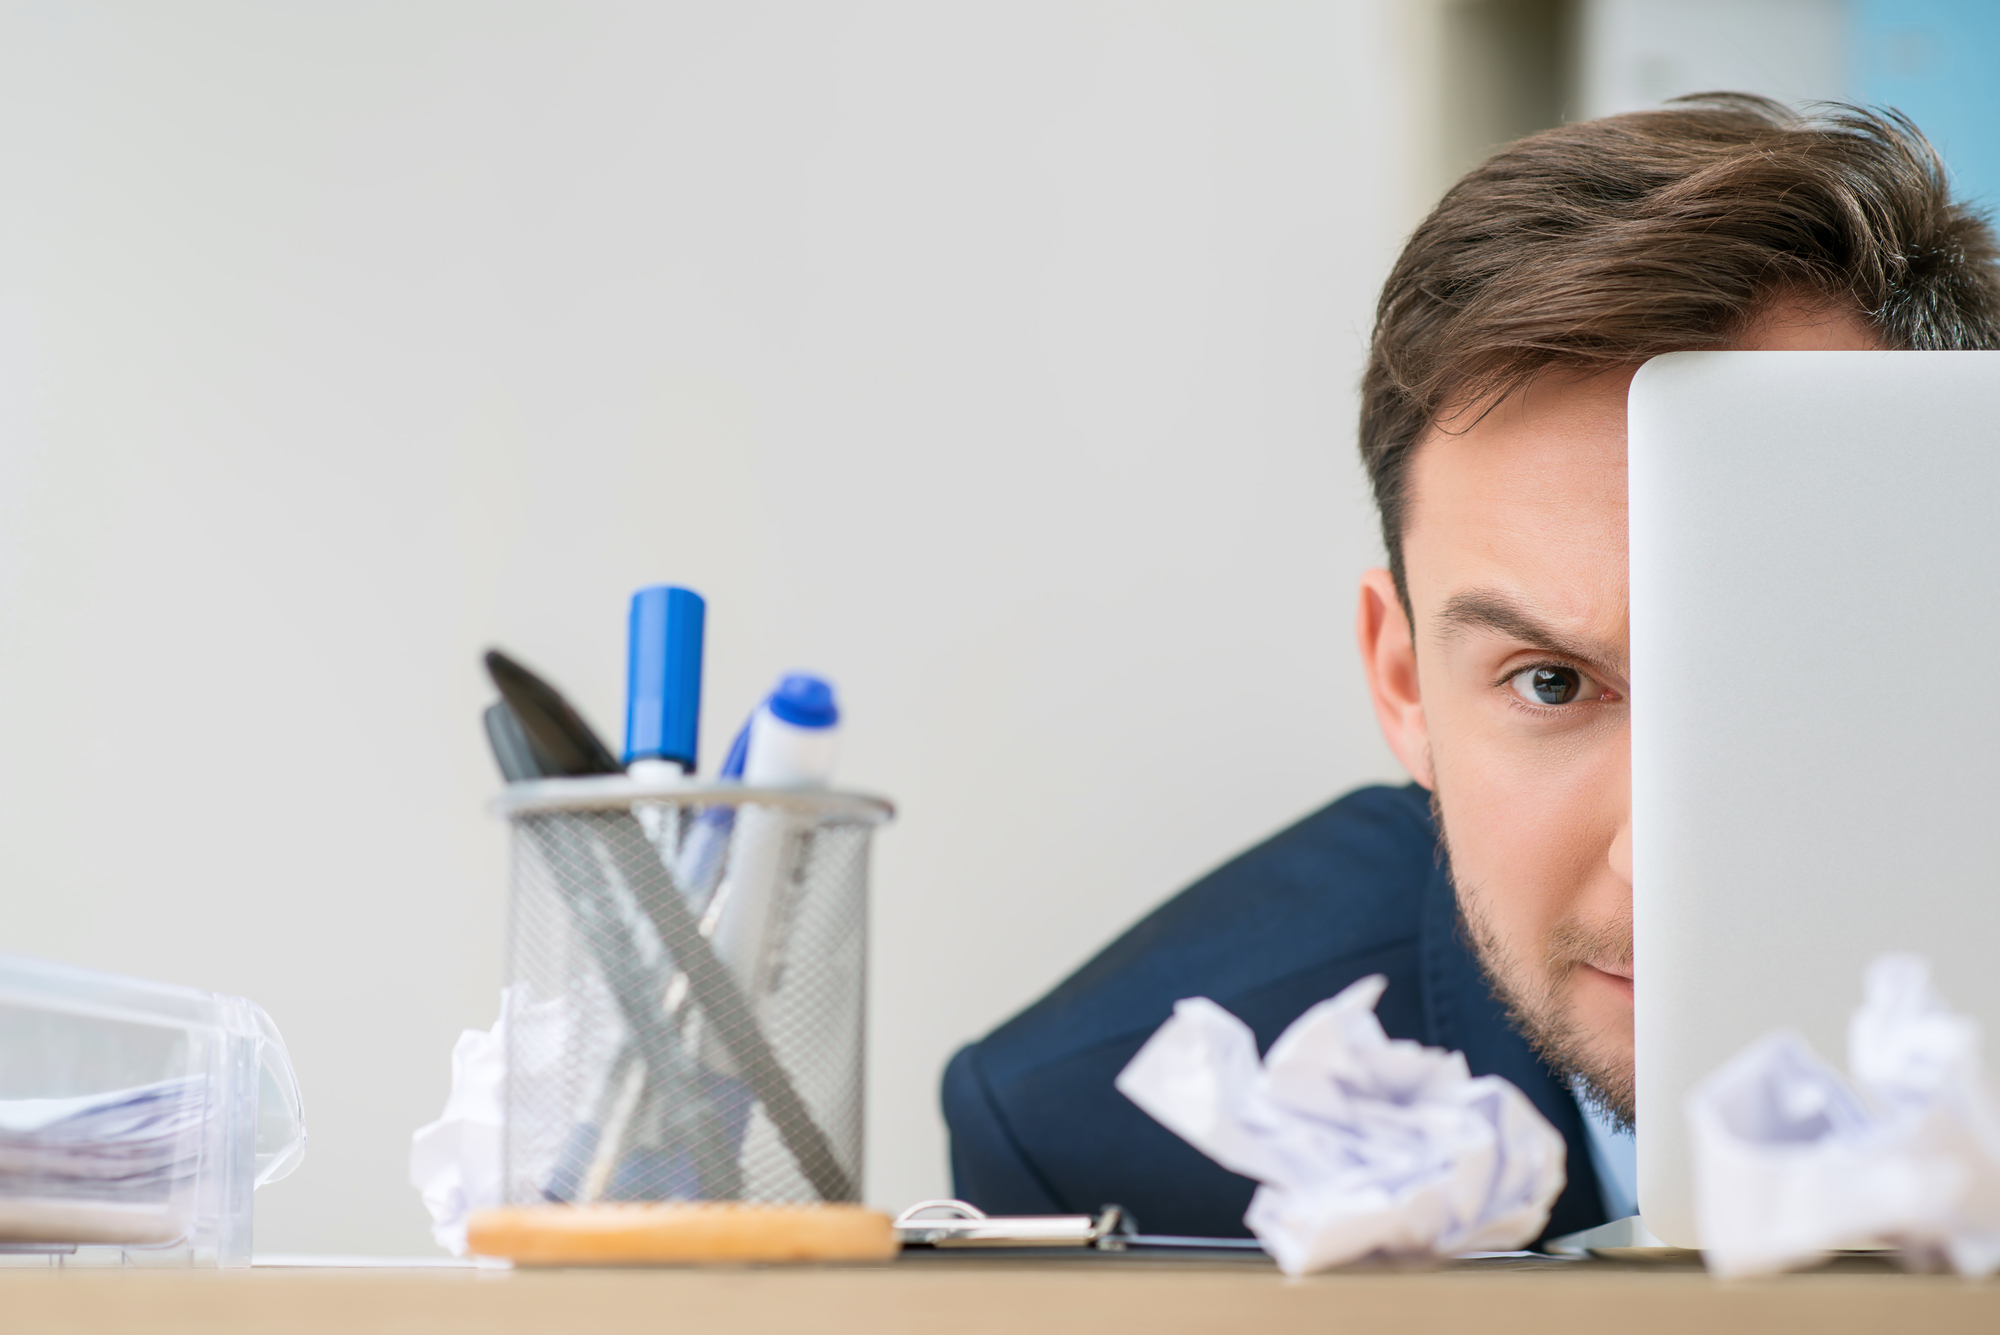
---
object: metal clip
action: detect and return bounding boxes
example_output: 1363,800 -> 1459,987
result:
893,1199 -> 1136,1250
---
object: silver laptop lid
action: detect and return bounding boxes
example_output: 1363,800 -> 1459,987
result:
1629,350 -> 2000,1247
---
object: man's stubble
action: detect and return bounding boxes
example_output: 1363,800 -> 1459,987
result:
1428,784 -> 1637,1129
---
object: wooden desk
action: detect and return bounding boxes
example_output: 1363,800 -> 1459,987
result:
3,1251 -> 1996,1334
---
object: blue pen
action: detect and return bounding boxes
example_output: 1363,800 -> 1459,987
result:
674,721 -> 749,911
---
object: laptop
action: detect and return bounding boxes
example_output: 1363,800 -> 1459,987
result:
1628,350 -> 2000,1248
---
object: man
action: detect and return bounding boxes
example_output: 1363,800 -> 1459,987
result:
940,96 -> 2000,1241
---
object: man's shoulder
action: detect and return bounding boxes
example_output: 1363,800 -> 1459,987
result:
942,781 -> 1607,1237
976,783 -> 1439,1080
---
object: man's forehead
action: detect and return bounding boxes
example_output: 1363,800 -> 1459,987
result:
1405,371 -> 1633,530
1401,371 -> 1630,659
1398,301 -> 1877,574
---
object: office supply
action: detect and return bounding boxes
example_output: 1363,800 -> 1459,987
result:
480,663 -> 740,1207
466,1201 -> 898,1266
482,653 -> 887,1205
624,802 -> 851,1199
744,675 -> 840,783
0,953 -> 304,1267
894,1200 -> 1134,1249
482,701 -> 541,785
498,776 -> 882,1205
1686,955 -> 2000,1278
671,724 -> 749,909
709,675 -> 841,1004
1115,974 -> 1566,1275
892,1200 -> 1275,1256
623,586 -> 705,779
479,662 -> 739,1202
484,650 -> 622,776
1627,351 -> 2000,1248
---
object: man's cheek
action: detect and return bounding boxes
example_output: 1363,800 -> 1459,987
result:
1445,729 -> 1589,935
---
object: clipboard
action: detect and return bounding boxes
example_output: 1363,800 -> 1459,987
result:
892,1200 -> 1270,1257
894,1200 -> 1132,1250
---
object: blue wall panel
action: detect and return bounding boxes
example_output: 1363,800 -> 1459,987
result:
1853,0 -> 2000,211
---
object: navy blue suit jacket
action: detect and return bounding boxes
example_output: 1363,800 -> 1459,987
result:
940,784 -> 1607,1244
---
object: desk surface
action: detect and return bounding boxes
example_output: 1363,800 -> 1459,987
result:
3,1252 -> 1996,1335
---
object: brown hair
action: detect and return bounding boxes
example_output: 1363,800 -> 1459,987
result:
1361,94 -> 2000,607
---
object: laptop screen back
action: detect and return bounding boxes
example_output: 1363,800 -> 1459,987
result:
1629,350 -> 2000,1246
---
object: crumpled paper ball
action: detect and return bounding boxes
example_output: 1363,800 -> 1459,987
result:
1115,974 -> 1568,1275
1687,954 -> 2000,1277
408,1016 -> 506,1256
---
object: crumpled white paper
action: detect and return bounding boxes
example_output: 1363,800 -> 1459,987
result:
409,998 -> 513,1256
1687,954 -> 2000,1278
1115,975 -> 1568,1274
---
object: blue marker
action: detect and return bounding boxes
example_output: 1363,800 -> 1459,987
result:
623,585 -> 705,779
709,674 -> 841,997
674,675 -> 838,916
741,674 -> 841,786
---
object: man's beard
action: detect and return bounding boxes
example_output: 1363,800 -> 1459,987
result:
1430,788 -> 1636,1129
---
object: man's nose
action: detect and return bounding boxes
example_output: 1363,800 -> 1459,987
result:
1608,818 -> 1633,886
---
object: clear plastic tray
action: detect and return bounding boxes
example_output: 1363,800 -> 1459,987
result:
0,953 -> 304,1266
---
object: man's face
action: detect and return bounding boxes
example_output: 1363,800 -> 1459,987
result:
1355,299 -> 1877,1123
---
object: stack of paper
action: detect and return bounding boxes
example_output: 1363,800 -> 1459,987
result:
0,1075 -> 207,1245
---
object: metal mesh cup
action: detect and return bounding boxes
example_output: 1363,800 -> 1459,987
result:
493,778 -> 892,1206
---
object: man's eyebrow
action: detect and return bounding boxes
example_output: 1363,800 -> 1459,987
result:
1433,589 -> 1628,676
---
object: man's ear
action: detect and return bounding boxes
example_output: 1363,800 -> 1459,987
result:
1356,568 -> 1433,789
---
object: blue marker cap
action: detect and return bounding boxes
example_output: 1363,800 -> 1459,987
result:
624,585 -> 705,769
766,673 -> 838,729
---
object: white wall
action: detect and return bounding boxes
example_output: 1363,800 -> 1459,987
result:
0,2 -> 1414,1252
1580,0 -> 1848,118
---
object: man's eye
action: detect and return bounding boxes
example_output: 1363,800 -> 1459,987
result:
1509,665 -> 1589,706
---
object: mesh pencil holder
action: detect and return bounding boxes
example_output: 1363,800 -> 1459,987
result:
492,777 -> 892,1207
